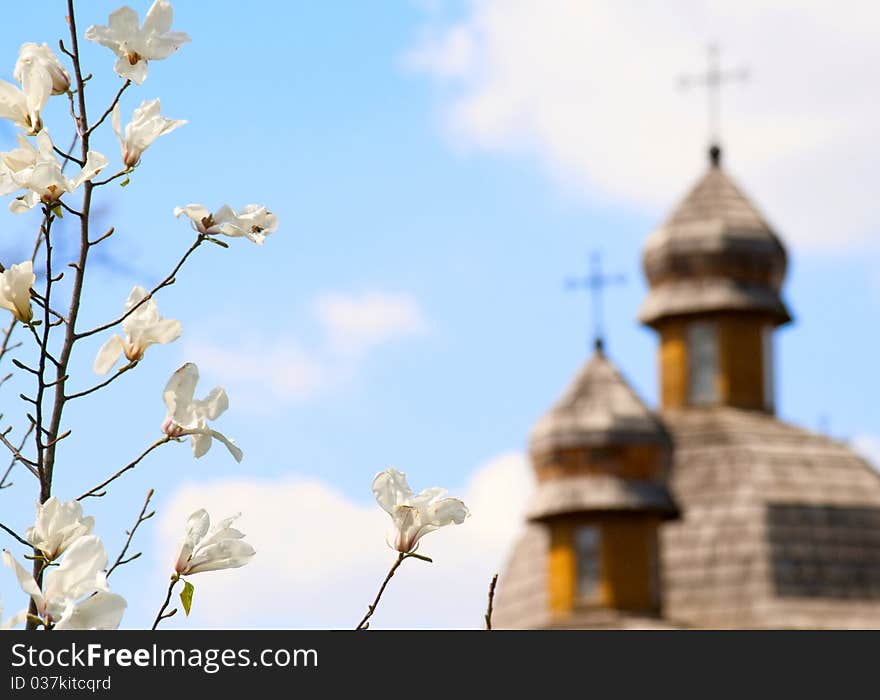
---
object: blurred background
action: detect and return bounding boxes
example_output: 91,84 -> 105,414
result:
0,0 -> 878,628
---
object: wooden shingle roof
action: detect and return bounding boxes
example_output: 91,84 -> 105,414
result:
640,154 -> 790,327
494,408 -> 880,629
529,349 -> 670,455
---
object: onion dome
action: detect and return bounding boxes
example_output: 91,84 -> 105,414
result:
639,146 -> 791,328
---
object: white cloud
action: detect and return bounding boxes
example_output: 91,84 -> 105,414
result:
313,291 -> 427,357
183,291 -> 427,404
408,0 -> 880,250
185,334 -> 326,403
155,452 -> 533,628
852,434 -> 880,471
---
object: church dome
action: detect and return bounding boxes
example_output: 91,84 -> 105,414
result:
639,146 -> 791,328
529,345 -> 670,455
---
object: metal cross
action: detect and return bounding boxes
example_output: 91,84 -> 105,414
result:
679,44 -> 748,149
565,252 -> 625,353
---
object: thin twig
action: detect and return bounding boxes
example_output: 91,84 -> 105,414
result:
0,522 -> 30,548
76,235 -> 207,339
76,437 -> 172,501
53,145 -> 84,166
84,79 -> 130,137
0,430 -> 39,475
92,169 -> 130,187
485,573 -> 498,630
0,423 -> 35,489
65,360 -> 138,401
355,552 -> 433,630
107,488 -> 155,579
151,575 -> 180,630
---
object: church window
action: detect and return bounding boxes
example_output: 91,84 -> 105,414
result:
575,526 -> 602,602
687,321 -> 718,404
762,325 -> 774,410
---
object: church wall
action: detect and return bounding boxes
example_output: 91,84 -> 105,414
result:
532,444 -> 669,482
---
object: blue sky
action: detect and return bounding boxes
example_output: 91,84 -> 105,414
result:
0,1 -> 878,629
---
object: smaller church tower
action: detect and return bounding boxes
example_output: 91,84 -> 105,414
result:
524,341 -> 678,622
639,146 -> 791,413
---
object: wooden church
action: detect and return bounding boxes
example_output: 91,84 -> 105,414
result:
492,145 -> 880,629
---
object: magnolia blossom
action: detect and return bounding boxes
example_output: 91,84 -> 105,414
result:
94,286 -> 182,374
162,363 -> 243,462
3,536 -> 127,630
174,204 -> 278,245
3,131 -> 108,214
0,44 -> 66,135
25,497 -> 95,561
372,468 -> 469,553
173,509 -> 255,576
14,43 -> 71,96
112,98 -> 185,168
0,260 -> 35,324
85,0 -> 190,85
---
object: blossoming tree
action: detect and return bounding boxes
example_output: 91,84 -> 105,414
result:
0,0 -> 472,631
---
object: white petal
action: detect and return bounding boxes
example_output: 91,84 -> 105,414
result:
426,498 -> 470,528
54,592 -> 127,630
371,468 -> 414,515
93,335 -> 124,375
2,551 -> 43,607
43,535 -> 108,603
185,539 -> 255,575
198,386 -> 228,421
163,362 -> 199,415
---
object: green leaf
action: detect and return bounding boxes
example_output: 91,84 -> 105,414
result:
120,178 -> 130,187
180,580 -> 195,616
52,205 -> 63,218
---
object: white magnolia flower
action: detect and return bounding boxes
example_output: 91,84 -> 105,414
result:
14,43 -> 71,96
173,509 -> 255,576
0,260 -> 35,324
94,286 -> 182,375
85,0 -> 190,85
3,536 -> 127,630
174,204 -> 278,245
25,497 -> 95,561
372,468 -> 469,553
0,134 -> 38,195
162,362 -> 243,462
112,98 -> 185,168
4,131 -> 108,214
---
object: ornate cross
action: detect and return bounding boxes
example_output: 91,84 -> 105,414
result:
679,44 -> 748,150
565,252 -> 625,353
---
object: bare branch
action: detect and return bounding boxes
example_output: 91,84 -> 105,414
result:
355,552 -> 433,630
485,573 -> 498,630
0,423 -> 34,489
107,488 -> 155,579
151,576 -> 180,630
77,437 -> 172,501
85,79 -> 131,137
92,169 -> 131,188
65,360 -> 137,401
76,235 -> 207,340
88,227 -> 115,246
0,522 -> 30,548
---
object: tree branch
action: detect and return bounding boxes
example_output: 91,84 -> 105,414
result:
65,360 -> 138,401
151,575 -> 180,630
85,79 -> 130,137
76,437 -> 172,501
106,488 -> 155,579
76,235 -> 207,340
0,522 -> 30,548
355,552 -> 432,630
484,573 -> 498,630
